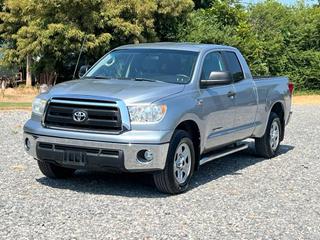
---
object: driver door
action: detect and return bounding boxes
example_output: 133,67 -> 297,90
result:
199,51 -> 236,151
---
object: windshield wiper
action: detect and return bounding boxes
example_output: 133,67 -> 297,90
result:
87,75 -> 112,79
87,76 -> 132,80
86,76 -> 163,83
134,77 -> 162,83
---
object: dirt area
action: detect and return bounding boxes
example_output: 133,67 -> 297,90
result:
292,95 -> 320,105
0,87 -> 38,103
0,87 -> 38,109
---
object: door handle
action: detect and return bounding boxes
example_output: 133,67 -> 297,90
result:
227,91 -> 236,98
196,99 -> 204,106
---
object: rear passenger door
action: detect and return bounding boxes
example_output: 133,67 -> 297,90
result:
222,51 -> 257,140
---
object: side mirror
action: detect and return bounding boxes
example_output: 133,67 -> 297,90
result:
78,65 -> 91,78
201,71 -> 232,87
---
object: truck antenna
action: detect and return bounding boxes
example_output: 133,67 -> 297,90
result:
73,35 -> 87,80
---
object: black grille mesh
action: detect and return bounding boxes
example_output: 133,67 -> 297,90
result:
44,100 -> 122,132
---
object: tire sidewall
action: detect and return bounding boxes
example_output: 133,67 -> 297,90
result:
266,113 -> 281,156
166,131 -> 195,193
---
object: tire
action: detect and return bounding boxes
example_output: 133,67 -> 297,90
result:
153,130 -> 195,194
37,160 -> 75,179
255,112 -> 282,158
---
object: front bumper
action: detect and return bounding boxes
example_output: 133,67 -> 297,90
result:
24,133 -> 169,172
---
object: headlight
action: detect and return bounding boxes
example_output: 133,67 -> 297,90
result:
32,97 -> 47,116
128,104 -> 167,123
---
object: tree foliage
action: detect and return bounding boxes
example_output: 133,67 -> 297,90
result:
0,0 -> 320,90
0,0 -> 193,80
180,0 -> 320,90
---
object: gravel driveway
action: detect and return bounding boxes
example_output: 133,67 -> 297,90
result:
0,105 -> 319,239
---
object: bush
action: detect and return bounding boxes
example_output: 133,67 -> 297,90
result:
179,0 -> 320,91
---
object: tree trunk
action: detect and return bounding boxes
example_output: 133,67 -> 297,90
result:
26,55 -> 32,86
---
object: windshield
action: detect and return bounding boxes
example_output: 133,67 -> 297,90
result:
85,49 -> 199,84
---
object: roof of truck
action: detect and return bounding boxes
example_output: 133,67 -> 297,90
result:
116,42 -> 237,52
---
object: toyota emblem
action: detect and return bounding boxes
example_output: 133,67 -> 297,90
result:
73,110 -> 88,122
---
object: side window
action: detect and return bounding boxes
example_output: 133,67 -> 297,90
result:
222,51 -> 244,82
201,52 -> 226,80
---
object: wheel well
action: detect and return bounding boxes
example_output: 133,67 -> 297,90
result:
270,102 -> 285,141
176,120 -> 201,169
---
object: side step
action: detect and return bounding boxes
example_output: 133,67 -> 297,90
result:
199,144 -> 249,166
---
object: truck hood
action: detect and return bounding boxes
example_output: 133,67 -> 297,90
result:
47,79 -> 185,104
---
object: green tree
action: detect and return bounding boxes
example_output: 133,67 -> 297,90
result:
0,0 -> 193,84
193,0 -> 213,9
179,0 -> 263,72
249,1 -> 320,89
180,0 -> 320,90
155,0 -> 194,41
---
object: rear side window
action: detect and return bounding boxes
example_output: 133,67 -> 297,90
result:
223,52 -> 244,82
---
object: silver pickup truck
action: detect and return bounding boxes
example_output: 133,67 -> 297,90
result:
24,43 -> 293,194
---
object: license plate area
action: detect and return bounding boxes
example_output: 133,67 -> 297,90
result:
63,151 -> 87,166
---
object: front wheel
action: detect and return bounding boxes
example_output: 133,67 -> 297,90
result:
153,130 -> 195,194
255,112 -> 282,158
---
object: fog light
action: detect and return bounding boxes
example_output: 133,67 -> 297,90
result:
144,150 -> 154,161
137,150 -> 154,163
25,138 -> 31,151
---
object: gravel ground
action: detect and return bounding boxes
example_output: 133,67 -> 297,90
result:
0,105 -> 319,240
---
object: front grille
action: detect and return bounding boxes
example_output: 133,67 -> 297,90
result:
43,98 -> 122,133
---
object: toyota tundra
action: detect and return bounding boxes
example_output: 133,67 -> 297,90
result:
23,43 -> 293,194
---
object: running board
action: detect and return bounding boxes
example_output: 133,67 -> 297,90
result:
199,144 -> 249,166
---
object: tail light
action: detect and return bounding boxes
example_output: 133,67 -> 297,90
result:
288,82 -> 294,95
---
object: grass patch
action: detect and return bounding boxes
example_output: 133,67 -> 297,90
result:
294,90 -> 320,96
0,102 -> 31,109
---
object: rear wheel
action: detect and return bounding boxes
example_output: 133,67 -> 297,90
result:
255,112 -> 282,158
37,160 -> 75,179
153,130 -> 195,194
